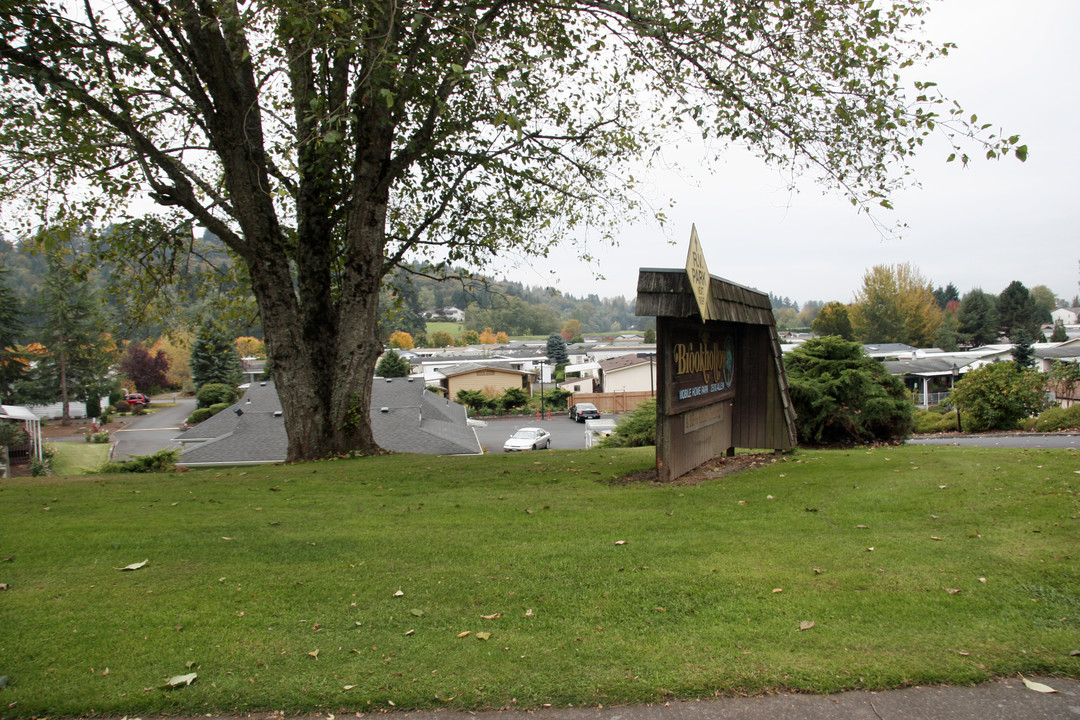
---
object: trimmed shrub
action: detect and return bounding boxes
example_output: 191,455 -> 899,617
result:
1034,404 -> 1080,432
208,402 -> 230,414
945,363 -> 1048,431
599,400 -> 657,448
456,389 -> 493,415
499,388 -> 530,412
113,400 -> 131,414
196,382 -> 238,409
913,408 -> 960,434
187,408 -> 213,424
100,448 -> 179,473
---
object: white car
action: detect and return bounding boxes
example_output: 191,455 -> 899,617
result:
503,427 -> 552,452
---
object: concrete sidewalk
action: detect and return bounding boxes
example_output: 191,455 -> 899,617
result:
383,677 -> 1079,720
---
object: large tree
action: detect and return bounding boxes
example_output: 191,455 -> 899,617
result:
811,301 -> 854,341
957,289 -> 1000,347
0,0 -> 1022,461
849,263 -> 942,346
0,256 -> 25,404
36,253 -> 116,423
997,281 -> 1040,340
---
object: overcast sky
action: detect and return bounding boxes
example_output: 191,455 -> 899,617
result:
493,0 -> 1080,308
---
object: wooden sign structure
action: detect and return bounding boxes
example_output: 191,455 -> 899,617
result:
636,228 -> 797,482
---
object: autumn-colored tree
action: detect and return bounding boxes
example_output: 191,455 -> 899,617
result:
151,331 -> 193,392
850,264 -> 942,346
119,342 -> 170,396
235,336 -> 266,358
479,327 -> 497,345
461,329 -> 481,345
561,319 -> 582,341
811,302 -> 854,340
388,331 -> 414,350
429,331 -> 454,348
495,331 -> 509,344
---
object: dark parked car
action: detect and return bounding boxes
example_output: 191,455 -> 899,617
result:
568,402 -> 600,422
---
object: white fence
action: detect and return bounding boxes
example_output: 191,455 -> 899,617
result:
22,398 -> 109,421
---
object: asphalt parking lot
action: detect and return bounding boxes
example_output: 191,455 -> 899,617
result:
472,413 -> 623,453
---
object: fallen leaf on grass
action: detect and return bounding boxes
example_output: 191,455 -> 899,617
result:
475,631 -> 491,641
221,537 -> 234,541
931,536 -> 944,541
404,629 -> 415,636
457,631 -> 471,638
116,559 -> 148,571
410,609 -> 424,617
308,650 -> 319,659
945,588 -> 961,595
1020,676 -> 1057,693
393,590 -> 404,597
772,588 -> 783,594
799,621 -> 815,631
163,673 -> 197,689
343,685 -> 356,691
480,613 -> 501,620
524,609 -> 534,617
614,540 -> 627,545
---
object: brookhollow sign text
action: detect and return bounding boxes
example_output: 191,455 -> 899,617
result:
669,332 -> 735,412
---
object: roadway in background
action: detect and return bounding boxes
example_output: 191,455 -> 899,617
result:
473,413 -> 624,453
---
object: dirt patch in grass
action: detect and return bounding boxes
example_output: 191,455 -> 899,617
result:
617,452 -> 781,485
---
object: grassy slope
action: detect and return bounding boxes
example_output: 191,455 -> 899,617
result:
0,445 -> 1077,717
425,321 -> 463,338
46,442 -> 112,475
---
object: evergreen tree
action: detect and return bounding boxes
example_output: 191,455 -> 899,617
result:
997,281 -> 1039,339
0,257 -> 25,404
932,283 -> 960,309
1012,329 -> 1036,369
1050,320 -> 1068,342
546,334 -> 570,366
933,310 -> 960,352
190,325 -> 243,389
375,350 -> 411,378
957,289 -> 1000,346
785,336 -> 913,445
39,253 -> 111,424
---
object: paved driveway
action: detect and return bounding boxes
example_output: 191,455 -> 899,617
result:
112,397 -> 197,459
907,432 -> 1080,449
472,413 -> 623,453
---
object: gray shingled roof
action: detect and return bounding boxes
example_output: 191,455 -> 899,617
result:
598,353 -> 654,372
882,357 -> 978,377
437,362 -> 532,378
176,379 -> 481,466
1036,346 -> 1080,360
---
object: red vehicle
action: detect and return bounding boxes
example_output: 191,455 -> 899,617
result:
123,393 -> 151,408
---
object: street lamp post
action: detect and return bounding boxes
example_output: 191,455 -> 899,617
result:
539,360 -> 545,415
951,364 -> 962,432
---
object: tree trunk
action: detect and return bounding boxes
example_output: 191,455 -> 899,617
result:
59,348 -> 70,426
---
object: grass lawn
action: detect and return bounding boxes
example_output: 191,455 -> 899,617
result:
425,321 -> 463,338
0,445 -> 1077,717
46,442 -> 112,476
